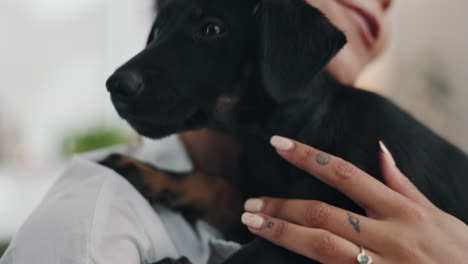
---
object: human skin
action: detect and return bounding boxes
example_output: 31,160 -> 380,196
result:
312,0 -> 393,85
241,136 -> 468,263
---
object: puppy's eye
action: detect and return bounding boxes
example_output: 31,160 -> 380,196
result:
196,22 -> 226,39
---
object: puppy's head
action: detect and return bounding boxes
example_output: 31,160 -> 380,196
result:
106,0 -> 346,139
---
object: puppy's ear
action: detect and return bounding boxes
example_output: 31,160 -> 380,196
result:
259,0 -> 346,102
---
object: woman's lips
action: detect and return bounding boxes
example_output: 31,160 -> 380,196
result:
343,4 -> 380,50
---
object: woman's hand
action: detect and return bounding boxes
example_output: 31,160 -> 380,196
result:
241,136 -> 468,264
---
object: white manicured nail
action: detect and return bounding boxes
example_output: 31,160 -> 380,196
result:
270,136 -> 294,151
241,213 -> 264,229
379,141 -> 396,166
244,199 -> 265,212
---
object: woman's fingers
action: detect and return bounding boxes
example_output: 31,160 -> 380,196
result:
270,136 -> 407,216
379,141 -> 435,207
245,197 -> 384,248
241,212 -> 381,264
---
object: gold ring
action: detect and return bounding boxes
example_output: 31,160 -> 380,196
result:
357,247 -> 373,264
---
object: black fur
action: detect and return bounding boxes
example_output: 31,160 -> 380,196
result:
154,257 -> 192,264
105,0 -> 468,263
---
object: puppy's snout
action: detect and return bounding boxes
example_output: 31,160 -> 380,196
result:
106,71 -> 144,100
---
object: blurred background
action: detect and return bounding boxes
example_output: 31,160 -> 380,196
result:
1,0 -> 468,256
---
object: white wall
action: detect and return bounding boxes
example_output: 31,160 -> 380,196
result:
0,0 -> 154,166
0,0 -> 154,240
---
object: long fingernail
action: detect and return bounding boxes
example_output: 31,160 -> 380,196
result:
270,136 -> 294,151
245,198 -> 264,212
241,212 -> 264,229
379,141 -> 396,166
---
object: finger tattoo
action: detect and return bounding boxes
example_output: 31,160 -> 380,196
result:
266,221 -> 275,229
347,214 -> 361,233
316,153 -> 331,166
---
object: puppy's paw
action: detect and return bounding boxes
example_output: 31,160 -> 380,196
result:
99,153 -> 244,238
98,154 -> 184,206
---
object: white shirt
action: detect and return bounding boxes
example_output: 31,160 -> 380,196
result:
0,135 -> 241,264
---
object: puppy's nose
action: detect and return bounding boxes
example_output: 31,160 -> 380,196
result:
106,71 -> 144,99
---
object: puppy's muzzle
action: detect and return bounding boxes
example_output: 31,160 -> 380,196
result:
106,71 -> 144,103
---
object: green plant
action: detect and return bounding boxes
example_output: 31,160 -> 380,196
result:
61,126 -> 130,157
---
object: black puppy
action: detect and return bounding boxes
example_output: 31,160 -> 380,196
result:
104,0 -> 468,263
